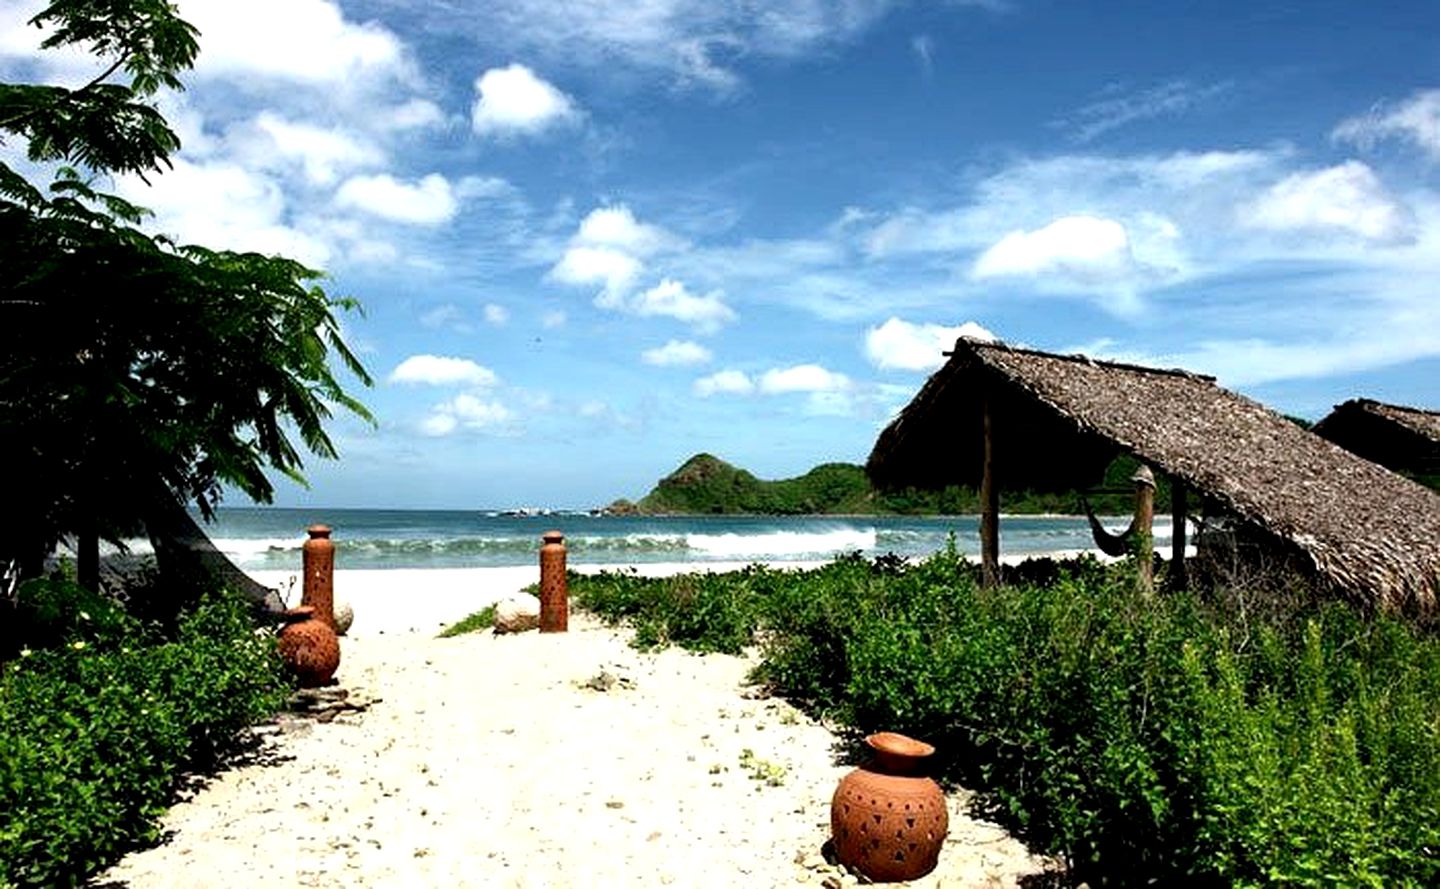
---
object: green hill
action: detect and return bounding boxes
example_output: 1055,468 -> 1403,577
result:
611,453 -> 1168,516
631,454 -> 874,515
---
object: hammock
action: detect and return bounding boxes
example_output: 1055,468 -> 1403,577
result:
1080,495 -> 1137,558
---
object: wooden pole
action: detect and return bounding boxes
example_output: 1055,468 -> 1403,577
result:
1132,465 -> 1155,595
1170,480 -> 1188,591
980,395 -> 1000,588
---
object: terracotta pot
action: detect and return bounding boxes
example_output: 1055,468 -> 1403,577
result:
831,732 -> 949,882
277,605 -> 340,688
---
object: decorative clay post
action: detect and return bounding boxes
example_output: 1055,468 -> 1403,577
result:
1131,466 -> 1156,594
302,524 -> 336,630
539,531 -> 568,633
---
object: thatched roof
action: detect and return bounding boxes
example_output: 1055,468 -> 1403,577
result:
867,338 -> 1440,614
1313,399 -> 1440,481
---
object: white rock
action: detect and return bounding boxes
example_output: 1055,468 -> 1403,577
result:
334,599 -> 355,636
493,594 -> 541,634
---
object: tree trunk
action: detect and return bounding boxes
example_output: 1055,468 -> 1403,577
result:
142,482 -> 283,614
980,395 -> 1000,588
77,522 -> 99,592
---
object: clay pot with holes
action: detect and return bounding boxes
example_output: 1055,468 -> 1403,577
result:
277,606 -> 340,688
830,732 -> 949,882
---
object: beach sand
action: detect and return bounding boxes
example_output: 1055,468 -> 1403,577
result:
95,563 -> 1055,888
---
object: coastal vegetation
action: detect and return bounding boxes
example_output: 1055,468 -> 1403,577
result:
0,578 -> 288,887
1,2 -> 366,884
613,452 -> 1169,516
559,553 -> 1440,886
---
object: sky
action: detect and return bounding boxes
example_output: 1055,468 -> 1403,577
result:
3,0 -> 1440,509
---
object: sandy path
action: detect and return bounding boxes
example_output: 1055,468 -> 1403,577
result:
95,567 -> 1052,888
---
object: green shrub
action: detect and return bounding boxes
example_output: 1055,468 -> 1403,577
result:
571,553 -> 1440,885
438,604 -> 497,638
0,580 -> 288,887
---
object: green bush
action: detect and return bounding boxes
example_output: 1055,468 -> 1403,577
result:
0,580 -> 288,888
571,553 -> 1440,885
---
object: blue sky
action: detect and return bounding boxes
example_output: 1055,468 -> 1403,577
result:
4,0 -> 1440,508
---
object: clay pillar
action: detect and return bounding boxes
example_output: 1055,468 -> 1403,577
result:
302,524 -> 336,629
540,531 -> 568,633
1131,467 -> 1155,594
1170,479 -> 1188,591
979,395 -> 1000,588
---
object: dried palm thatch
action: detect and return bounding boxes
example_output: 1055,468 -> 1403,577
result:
867,338 -> 1440,615
1314,399 -> 1440,484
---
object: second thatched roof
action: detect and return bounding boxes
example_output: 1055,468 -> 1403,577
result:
867,338 -> 1440,615
1314,398 -> 1440,483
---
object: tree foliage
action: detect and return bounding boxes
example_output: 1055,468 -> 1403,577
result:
0,0 -> 372,576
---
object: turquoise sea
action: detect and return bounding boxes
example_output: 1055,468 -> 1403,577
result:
189,508 -> 1178,571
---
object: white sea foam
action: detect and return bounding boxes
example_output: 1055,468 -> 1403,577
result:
212,536 -> 305,563
686,528 -> 877,558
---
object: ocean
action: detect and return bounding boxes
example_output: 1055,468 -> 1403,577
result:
189,508 -> 1179,571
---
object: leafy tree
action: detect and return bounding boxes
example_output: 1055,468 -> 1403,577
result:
0,0 -> 372,597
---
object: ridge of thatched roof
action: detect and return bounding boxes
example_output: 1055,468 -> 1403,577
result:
867,338 -> 1440,614
1356,399 -> 1440,441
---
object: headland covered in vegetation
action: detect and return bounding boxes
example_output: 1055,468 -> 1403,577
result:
604,452 -> 1172,516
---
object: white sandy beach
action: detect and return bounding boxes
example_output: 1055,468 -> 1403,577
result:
96,562 -> 1055,888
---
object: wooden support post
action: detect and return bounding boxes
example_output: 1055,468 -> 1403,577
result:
1132,465 -> 1155,595
980,396 -> 1000,588
1170,480 -> 1188,591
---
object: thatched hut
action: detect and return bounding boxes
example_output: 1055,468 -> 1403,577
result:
1313,399 -> 1440,485
866,338 -> 1440,615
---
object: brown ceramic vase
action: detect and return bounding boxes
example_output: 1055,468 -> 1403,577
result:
277,606 -> 340,688
831,732 -> 949,882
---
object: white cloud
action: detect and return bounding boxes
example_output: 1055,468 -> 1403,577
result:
1057,80 -> 1232,142
758,364 -> 851,394
632,279 -> 737,333
973,215 -> 1137,285
548,204 -> 687,308
541,310 -> 568,328
472,63 -> 579,137
180,0 -> 410,86
548,246 -> 643,305
463,0 -> 985,92
420,304 -> 468,330
694,369 -> 755,397
642,340 -> 713,367
389,355 -> 498,387
245,112 -> 382,186
911,34 -> 935,76
113,158 -> 329,266
1243,161 -> 1415,244
377,98 -> 447,131
456,175 -> 515,200
1334,89 -> 1440,160
422,393 -> 515,435
420,412 -> 459,437
334,173 -> 458,225
864,318 -> 996,371
483,304 -> 510,325
576,205 -> 679,255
